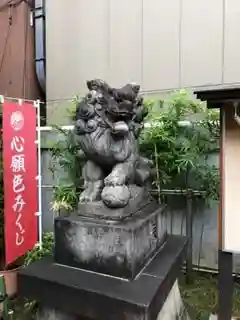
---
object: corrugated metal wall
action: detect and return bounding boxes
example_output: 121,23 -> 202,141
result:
45,0 -> 240,100
0,0 -> 41,100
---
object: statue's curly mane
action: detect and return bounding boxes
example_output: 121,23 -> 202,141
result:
74,80 -> 152,210
76,120 -> 137,166
74,80 -> 147,167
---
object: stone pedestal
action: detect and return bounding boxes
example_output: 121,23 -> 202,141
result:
54,203 -> 167,279
18,235 -> 188,319
157,281 -> 191,320
35,280 -> 191,320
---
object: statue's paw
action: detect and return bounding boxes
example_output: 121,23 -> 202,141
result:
104,174 -> 125,186
79,192 -> 94,203
101,185 -> 130,208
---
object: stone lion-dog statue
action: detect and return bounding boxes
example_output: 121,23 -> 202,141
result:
74,79 -> 154,215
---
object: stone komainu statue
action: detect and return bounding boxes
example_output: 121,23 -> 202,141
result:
74,79 -> 153,212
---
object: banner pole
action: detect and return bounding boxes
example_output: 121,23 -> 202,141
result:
34,100 -> 42,249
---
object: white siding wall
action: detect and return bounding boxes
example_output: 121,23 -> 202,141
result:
45,0 -> 240,123
142,0 -> 180,91
180,0 -> 223,87
224,0 -> 240,83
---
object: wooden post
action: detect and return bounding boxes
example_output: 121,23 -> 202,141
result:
218,250 -> 233,320
0,275 -> 9,319
194,89 -> 240,320
186,189 -> 193,284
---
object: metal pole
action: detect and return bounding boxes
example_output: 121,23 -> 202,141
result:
186,189 -> 193,284
218,250 -> 233,320
34,100 -> 42,249
0,275 -> 9,319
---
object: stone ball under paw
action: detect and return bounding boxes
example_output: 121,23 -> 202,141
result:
101,185 -> 130,208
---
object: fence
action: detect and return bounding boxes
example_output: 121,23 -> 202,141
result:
39,127 -> 240,275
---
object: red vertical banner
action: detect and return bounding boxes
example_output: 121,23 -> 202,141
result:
3,100 -> 38,265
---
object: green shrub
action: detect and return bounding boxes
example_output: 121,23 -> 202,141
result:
24,232 -> 54,266
50,89 -> 220,210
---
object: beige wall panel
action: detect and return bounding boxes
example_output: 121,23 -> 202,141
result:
108,0 -> 142,87
73,0 -> 109,94
45,0 -> 79,100
45,0 -> 109,124
142,0 -> 180,91
223,0 -> 240,84
46,0 -> 109,99
180,0 -> 223,87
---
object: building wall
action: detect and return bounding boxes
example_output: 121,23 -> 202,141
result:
43,0 -> 240,271
45,0 -> 240,124
0,0 -> 41,100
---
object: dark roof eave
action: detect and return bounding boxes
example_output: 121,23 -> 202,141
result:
194,86 -> 240,109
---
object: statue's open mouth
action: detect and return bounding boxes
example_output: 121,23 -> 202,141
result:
105,110 -> 131,135
107,100 -> 134,120
107,109 -> 133,121
112,120 -> 129,135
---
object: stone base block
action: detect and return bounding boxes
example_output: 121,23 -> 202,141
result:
209,316 -> 236,320
35,280 -> 191,320
36,308 -> 77,320
157,281 -> 191,320
54,203 -> 167,279
18,235 -> 188,320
